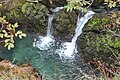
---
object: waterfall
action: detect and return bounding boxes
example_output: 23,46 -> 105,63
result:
46,14 -> 55,37
57,11 -> 95,58
33,7 -> 63,50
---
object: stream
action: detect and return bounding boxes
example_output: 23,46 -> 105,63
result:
0,10 -> 96,80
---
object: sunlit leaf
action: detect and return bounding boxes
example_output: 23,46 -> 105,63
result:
0,34 -> 4,38
9,43 -> 14,48
19,35 -> 22,39
22,3 -> 28,13
13,23 -> 18,28
4,43 -> 9,47
16,30 -> 23,35
8,44 -> 11,50
10,38 -> 14,43
2,30 -> 6,33
15,33 -> 18,37
5,39 -> 10,43
21,33 -> 26,37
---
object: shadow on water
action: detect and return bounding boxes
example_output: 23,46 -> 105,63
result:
0,33 -> 95,80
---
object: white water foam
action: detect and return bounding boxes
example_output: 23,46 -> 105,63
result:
33,7 -> 63,50
57,11 -> 95,58
33,36 -> 54,50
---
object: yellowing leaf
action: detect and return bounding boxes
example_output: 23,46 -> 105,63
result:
21,33 -> 26,37
10,38 -> 14,43
15,33 -> 18,37
8,44 -> 11,50
2,30 -> 6,33
19,35 -> 22,39
5,39 -> 10,43
4,43 -> 9,47
0,34 -> 4,38
10,43 -> 14,48
13,23 -> 18,28
16,30 -> 23,35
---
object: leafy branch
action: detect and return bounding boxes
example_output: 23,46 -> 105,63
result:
0,16 -> 26,50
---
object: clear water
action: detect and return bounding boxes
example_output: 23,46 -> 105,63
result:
0,34 -> 95,80
0,10 -> 96,80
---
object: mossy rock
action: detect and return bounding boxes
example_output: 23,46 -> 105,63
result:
77,12 -> 120,63
53,10 -> 77,41
1,2 -> 50,34
25,2 -> 49,34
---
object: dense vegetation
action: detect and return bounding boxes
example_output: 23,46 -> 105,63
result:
0,0 -> 119,80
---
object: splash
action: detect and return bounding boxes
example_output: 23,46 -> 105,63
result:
33,7 -> 63,50
57,11 -> 95,58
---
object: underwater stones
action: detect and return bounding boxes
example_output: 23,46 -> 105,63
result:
53,10 -> 77,41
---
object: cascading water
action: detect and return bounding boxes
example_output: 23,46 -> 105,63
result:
57,11 -> 95,58
0,10 -> 98,80
46,14 -> 55,37
33,7 -> 63,50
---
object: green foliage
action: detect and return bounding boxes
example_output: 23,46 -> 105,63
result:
104,0 -> 120,8
88,16 -> 109,30
94,34 -> 120,62
64,0 -> 120,12
95,35 -> 120,51
64,0 -> 93,12
0,16 -> 26,50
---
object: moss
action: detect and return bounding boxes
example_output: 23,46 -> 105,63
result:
54,10 -> 77,41
77,12 -> 120,63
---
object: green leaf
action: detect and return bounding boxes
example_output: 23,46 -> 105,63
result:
22,3 -> 28,13
114,42 -> 120,48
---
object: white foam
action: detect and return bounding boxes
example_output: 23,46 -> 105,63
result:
33,36 -> 54,50
33,7 -> 64,50
57,11 -> 95,59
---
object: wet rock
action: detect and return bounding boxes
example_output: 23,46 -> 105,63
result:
53,10 -> 77,41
